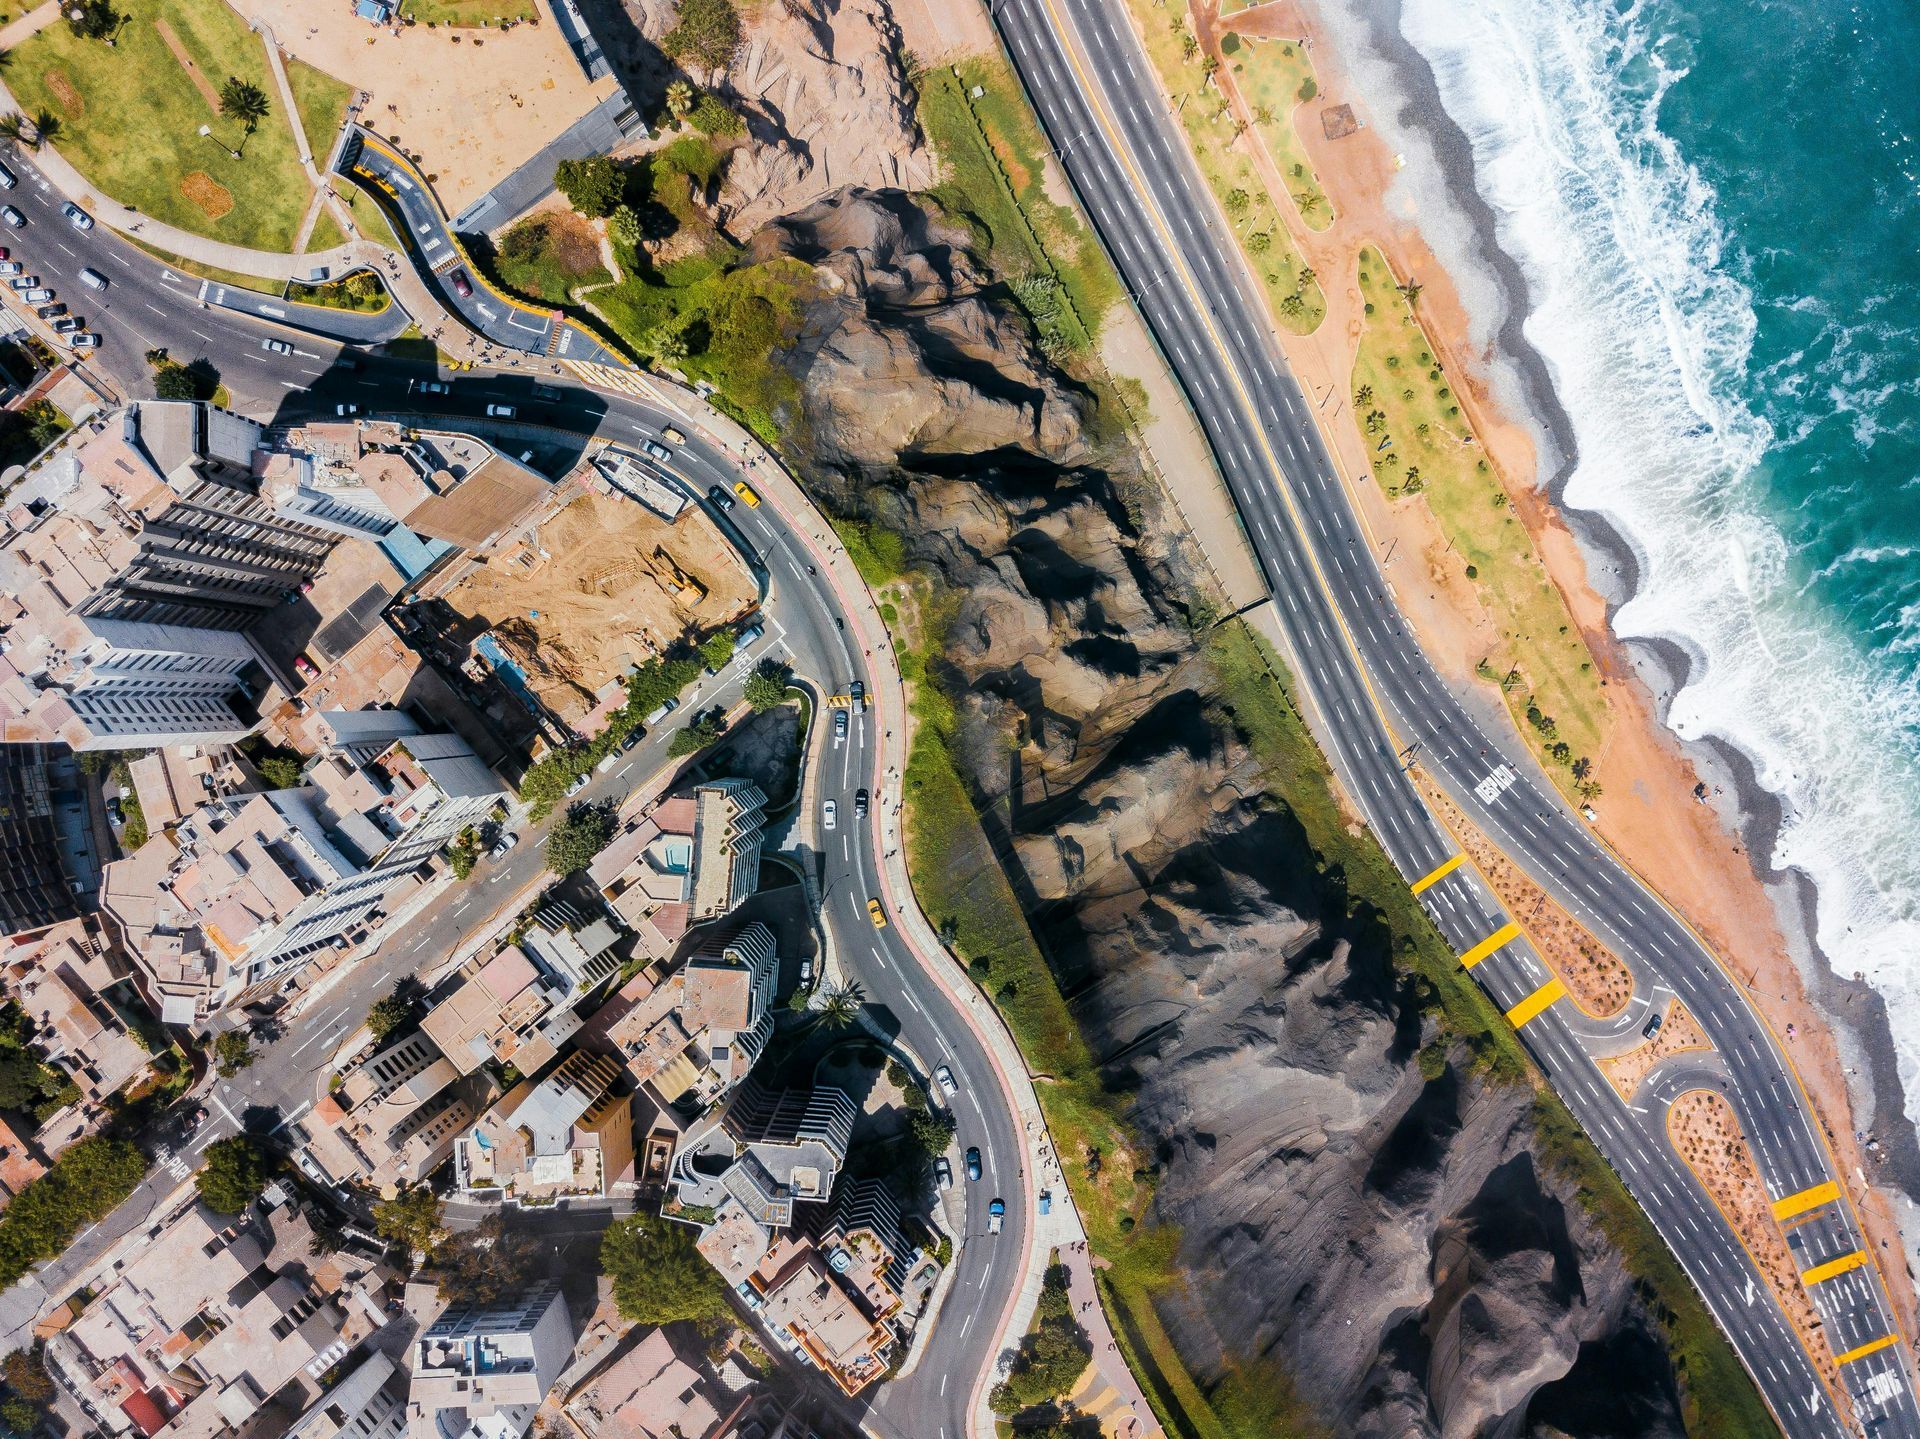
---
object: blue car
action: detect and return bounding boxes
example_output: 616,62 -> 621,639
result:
965,1146 -> 982,1182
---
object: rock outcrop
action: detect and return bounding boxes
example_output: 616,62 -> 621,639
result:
768,187 -> 1685,1438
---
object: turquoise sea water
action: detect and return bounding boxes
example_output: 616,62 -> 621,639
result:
1379,0 -> 1920,1101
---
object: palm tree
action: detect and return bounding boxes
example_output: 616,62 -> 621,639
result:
1279,291 -> 1304,317
1354,384 -> 1374,407
815,981 -> 865,1032
1293,189 -> 1323,216
665,79 -> 694,126
1400,278 -> 1424,306
1404,465 -> 1422,485
31,109 -> 59,147
219,77 -> 270,137
0,113 -> 27,149
1365,408 -> 1387,434
1297,265 -> 1317,289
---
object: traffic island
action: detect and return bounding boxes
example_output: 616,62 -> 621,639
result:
1597,999 -> 1712,1101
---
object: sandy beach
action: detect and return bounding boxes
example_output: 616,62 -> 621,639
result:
1178,0 -> 1920,1330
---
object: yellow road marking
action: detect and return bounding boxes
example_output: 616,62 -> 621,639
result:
1770,1180 -> 1841,1222
1835,1334 -> 1900,1365
1801,1251 -> 1868,1286
1411,852 -> 1465,894
1459,921 -> 1521,970
1505,977 -> 1567,1028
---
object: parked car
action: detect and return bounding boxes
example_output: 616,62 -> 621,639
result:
1,206 -> 26,227
641,439 -> 672,461
0,165 -> 14,190
965,1147 -> 982,1182
867,896 -> 887,928
105,796 -> 123,826
20,288 -> 51,303
564,772 -> 591,797
62,202 -> 93,231
708,484 -> 734,510
620,725 -> 647,753
822,798 -> 837,831
854,788 -> 869,819
35,303 -> 63,319
732,480 -> 761,508
335,402 -> 358,417
66,331 -> 98,350
450,270 -> 473,298
644,696 -> 678,727
293,655 -> 320,681
934,1156 -> 953,1191
1642,1011 -> 1663,1041
488,832 -> 520,860
261,337 -> 293,355
8,275 -> 36,290
486,403 -> 516,418
935,1064 -> 959,1098
0,262 -> 20,277
51,317 -> 81,334
798,958 -> 813,986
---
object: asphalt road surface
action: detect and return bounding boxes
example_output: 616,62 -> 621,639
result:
992,0 -> 1917,1432
0,188 -> 1023,1433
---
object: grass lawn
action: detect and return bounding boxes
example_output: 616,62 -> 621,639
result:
1205,621 -> 1776,1439
1122,0 -> 1324,332
1351,247 -> 1609,801
285,55 -> 353,163
331,179 -> 402,252
1223,33 -> 1332,231
917,56 -> 1121,357
8,0 -> 323,252
306,206 -> 347,254
400,0 -> 535,23
491,213 -> 612,305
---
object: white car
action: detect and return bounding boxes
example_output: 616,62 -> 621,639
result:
564,772 -> 591,797
935,1064 -> 958,1098
415,379 -> 449,395
335,403 -> 358,417
488,832 -> 519,860
933,1155 -> 953,1191
261,337 -> 293,355
63,202 -> 93,231
486,403 -> 516,418
822,798 -> 837,831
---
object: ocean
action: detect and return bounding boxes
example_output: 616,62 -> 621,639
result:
1337,0 -> 1920,1111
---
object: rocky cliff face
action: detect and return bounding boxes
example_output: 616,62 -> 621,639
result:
764,187 -> 1686,1438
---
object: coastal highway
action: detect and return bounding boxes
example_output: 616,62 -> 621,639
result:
0,178 -> 1028,1436
993,0 -> 1918,1432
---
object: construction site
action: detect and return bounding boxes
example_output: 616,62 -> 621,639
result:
438,487 -> 757,735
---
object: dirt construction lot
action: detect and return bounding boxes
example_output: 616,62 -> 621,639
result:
446,492 -> 756,726
231,0 -> 616,214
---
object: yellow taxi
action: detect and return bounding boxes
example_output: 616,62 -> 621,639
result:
867,897 -> 887,928
733,480 -> 761,508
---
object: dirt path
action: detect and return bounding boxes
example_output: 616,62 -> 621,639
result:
155,17 -> 224,113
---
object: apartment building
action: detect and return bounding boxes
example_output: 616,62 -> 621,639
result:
0,745 -> 78,933
305,1028 -> 493,1197
407,1282 -> 575,1439
101,709 -> 502,1021
48,1187 -> 394,1439
1,914 -> 151,1132
587,780 -> 766,952
602,922 -> 778,1112
670,1080 -> 855,1230
564,1327 -> 751,1439
282,1351 -> 407,1439
454,1048 -> 634,1202
0,402 -> 341,750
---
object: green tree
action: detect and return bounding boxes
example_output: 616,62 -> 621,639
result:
688,92 -> 742,137
660,0 -> 742,73
989,1265 -> 1091,1413
699,628 -> 735,671
429,1214 -> 539,1305
65,0 -> 118,40
447,828 -> 480,881
743,659 -> 790,712
546,801 -> 615,876
1224,187 -> 1250,215
608,204 -> 642,247
365,987 -> 415,1043
554,155 -> 623,218
600,1211 -> 732,1324
213,1030 -> 254,1078
218,77 -> 270,135
815,981 -> 864,1032
1,1346 -> 53,1405
373,1185 -> 446,1263
909,1108 -> 955,1157
196,1136 -> 273,1215
0,1136 -> 144,1288
666,714 -> 723,757
153,365 -> 198,401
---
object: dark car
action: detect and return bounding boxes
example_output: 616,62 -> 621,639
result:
450,270 -> 473,298
965,1146 -> 982,1182
854,788 -> 869,819
708,484 -> 734,511
1642,1011 -> 1663,1041
620,725 -> 647,753
36,303 -> 64,319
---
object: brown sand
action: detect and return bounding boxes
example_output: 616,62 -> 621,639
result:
180,172 -> 234,220
1178,0 -> 1918,1334
1671,1090 -> 1851,1418
154,18 -> 223,113
44,70 -> 81,118
1598,1000 -> 1712,1102
1413,768 -> 1631,1016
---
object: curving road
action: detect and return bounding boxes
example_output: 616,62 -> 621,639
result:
991,0 -> 1917,1432
0,149 -> 1023,1439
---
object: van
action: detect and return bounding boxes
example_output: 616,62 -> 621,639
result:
79,268 -> 108,292
643,696 -> 679,727
0,163 -> 16,190
735,623 -> 764,649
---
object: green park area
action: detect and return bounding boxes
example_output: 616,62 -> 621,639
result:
284,55 -> 353,165
400,0 -> 536,24
1123,0 -> 1324,332
1221,32 -> 1332,230
1351,247 -> 1609,801
7,0 -> 348,253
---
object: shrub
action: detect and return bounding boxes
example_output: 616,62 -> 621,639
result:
554,155 -> 623,218
196,1136 -> 273,1215
547,802 -> 616,876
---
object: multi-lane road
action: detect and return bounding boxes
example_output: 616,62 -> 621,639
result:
993,0 -> 1916,1432
0,150 -> 1024,1439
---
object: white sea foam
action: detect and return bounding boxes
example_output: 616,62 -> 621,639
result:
1314,0 -> 1920,1120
